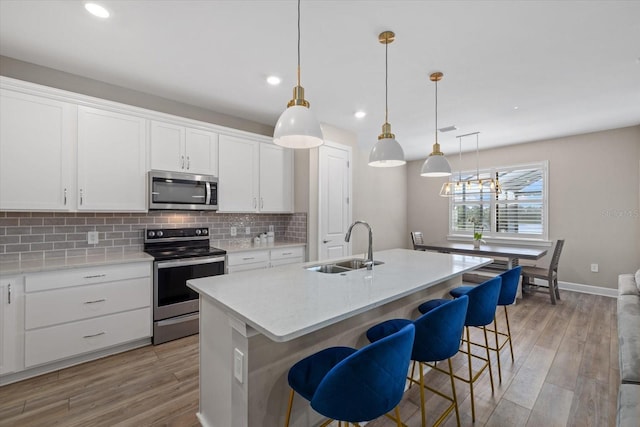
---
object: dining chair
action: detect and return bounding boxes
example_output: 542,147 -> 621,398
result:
522,239 -> 565,304
418,276 -> 501,422
366,295 -> 469,427
450,266 -> 522,383
284,324 -> 415,427
411,231 -> 425,250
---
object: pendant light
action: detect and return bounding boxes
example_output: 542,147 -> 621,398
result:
420,72 -> 452,177
368,31 -> 405,167
440,132 -> 501,196
273,0 -> 323,149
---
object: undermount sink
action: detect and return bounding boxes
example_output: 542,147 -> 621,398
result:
305,258 -> 384,274
334,259 -> 384,270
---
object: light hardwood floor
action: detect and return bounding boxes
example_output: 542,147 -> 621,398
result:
0,290 -> 618,427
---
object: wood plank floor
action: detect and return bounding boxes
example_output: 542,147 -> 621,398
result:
0,291 -> 618,427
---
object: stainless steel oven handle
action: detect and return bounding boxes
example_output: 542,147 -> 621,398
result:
205,182 -> 211,205
156,256 -> 226,269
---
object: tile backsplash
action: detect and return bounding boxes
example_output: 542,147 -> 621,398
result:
0,211 -> 307,263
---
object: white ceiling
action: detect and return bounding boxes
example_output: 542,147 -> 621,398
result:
1,0 -> 639,160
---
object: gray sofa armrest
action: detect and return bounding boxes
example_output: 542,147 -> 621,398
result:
617,384 -> 640,427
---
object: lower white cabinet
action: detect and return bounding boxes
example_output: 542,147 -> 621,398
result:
227,245 -> 305,273
25,307 -> 150,368
0,277 -> 24,376
15,262 -> 152,372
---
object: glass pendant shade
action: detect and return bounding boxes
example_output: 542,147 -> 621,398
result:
420,153 -> 451,176
369,136 -> 405,167
274,105 -> 323,149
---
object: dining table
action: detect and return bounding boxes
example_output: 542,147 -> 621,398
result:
414,241 -> 548,270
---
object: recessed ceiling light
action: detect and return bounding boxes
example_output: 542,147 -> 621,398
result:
514,106 -> 520,110
354,111 -> 366,119
266,76 -> 281,86
85,3 -> 110,18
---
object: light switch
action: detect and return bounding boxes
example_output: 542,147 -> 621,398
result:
234,348 -> 244,383
230,227 -> 237,237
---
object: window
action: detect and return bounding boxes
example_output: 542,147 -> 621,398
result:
448,162 -> 548,241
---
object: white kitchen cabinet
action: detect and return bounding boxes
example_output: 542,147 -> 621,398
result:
149,120 -> 218,176
0,277 -> 24,376
77,106 -> 147,211
218,134 -> 260,212
259,143 -> 293,212
218,135 -> 293,213
0,89 -> 75,211
23,262 -> 152,368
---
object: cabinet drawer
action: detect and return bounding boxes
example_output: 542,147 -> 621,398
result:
24,307 -> 151,368
270,246 -> 305,260
227,262 -> 269,274
25,262 -> 150,292
25,277 -> 151,330
227,250 -> 269,266
270,258 -> 303,268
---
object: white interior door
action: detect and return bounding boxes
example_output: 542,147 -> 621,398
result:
318,143 -> 352,261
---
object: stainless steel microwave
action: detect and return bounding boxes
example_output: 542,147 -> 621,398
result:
148,170 -> 218,211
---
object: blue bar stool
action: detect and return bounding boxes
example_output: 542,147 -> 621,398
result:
418,276 -> 501,422
366,295 -> 469,427
283,323 -> 415,427
450,267 -> 522,383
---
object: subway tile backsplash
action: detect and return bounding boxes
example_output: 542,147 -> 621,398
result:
0,211 -> 307,263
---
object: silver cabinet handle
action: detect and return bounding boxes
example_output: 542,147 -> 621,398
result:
80,189 -> 83,205
186,156 -> 190,170
323,240 -> 331,244
282,252 -> 292,256
84,299 -> 106,304
7,283 -> 11,304
181,155 -> 185,169
260,198 -> 264,209
83,274 -> 106,279
242,257 -> 255,261
83,332 -> 106,339
64,188 -> 67,205
253,198 -> 257,208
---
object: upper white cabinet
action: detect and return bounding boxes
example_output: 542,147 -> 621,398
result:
259,143 -> 293,213
0,89 -> 75,211
149,121 -> 218,176
0,277 -> 24,376
77,106 -> 147,211
218,134 -> 259,212
218,135 -> 293,213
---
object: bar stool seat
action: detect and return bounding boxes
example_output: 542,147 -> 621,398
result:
283,324 -> 415,427
418,277 -> 501,422
368,296 -> 469,427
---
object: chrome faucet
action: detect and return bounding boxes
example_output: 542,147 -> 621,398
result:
345,220 -> 374,270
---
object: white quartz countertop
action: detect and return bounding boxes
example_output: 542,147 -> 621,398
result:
188,248 -> 492,342
0,252 -> 153,275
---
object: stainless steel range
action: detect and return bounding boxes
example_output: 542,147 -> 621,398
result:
144,227 -> 226,344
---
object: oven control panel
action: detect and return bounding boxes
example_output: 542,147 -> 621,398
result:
145,227 -> 209,241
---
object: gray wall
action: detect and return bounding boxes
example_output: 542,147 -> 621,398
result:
407,125 -> 640,290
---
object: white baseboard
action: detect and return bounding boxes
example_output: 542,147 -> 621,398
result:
557,280 -> 617,298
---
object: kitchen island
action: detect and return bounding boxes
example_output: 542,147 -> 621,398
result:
188,248 -> 492,427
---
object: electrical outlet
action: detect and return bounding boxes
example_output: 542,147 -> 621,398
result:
245,227 -> 251,235
591,263 -> 599,273
230,227 -> 237,237
268,224 -> 274,232
87,231 -> 99,244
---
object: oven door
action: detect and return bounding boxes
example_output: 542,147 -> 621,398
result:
153,255 -> 225,321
